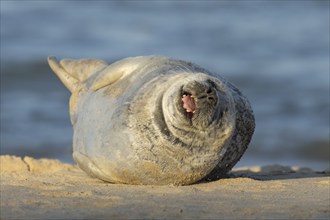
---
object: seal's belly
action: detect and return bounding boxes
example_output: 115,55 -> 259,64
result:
72,91 -> 133,177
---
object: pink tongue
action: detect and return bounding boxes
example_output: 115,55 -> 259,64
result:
182,95 -> 196,113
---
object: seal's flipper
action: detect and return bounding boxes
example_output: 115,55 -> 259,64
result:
91,56 -> 156,91
48,56 -> 108,93
48,56 -> 80,93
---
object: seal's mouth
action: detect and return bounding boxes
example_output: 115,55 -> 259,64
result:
182,94 -> 196,113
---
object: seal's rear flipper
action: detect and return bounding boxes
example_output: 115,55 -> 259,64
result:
48,56 -> 108,93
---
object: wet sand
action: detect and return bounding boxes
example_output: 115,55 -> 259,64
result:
1,155 -> 329,219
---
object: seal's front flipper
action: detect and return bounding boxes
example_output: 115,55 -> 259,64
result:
48,56 -> 108,93
91,56 -> 150,91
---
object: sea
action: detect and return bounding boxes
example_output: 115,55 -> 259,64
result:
1,1 -> 329,170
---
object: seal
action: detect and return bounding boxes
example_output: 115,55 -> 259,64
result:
48,55 -> 255,185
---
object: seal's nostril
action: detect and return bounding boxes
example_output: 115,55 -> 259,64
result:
206,88 -> 212,94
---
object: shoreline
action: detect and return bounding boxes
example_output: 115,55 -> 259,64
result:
1,155 -> 329,219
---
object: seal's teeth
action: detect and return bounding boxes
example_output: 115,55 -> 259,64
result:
186,109 -> 191,113
182,94 -> 186,97
193,110 -> 196,113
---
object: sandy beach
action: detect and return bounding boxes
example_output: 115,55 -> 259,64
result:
0,155 -> 329,219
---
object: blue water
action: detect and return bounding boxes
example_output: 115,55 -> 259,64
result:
1,1 -> 329,170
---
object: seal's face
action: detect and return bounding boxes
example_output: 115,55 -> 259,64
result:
161,73 -> 235,153
161,73 -> 234,147
180,79 -> 220,129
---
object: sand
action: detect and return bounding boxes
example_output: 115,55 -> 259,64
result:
0,155 -> 329,219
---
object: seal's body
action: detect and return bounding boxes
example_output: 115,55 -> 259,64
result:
48,56 -> 255,185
